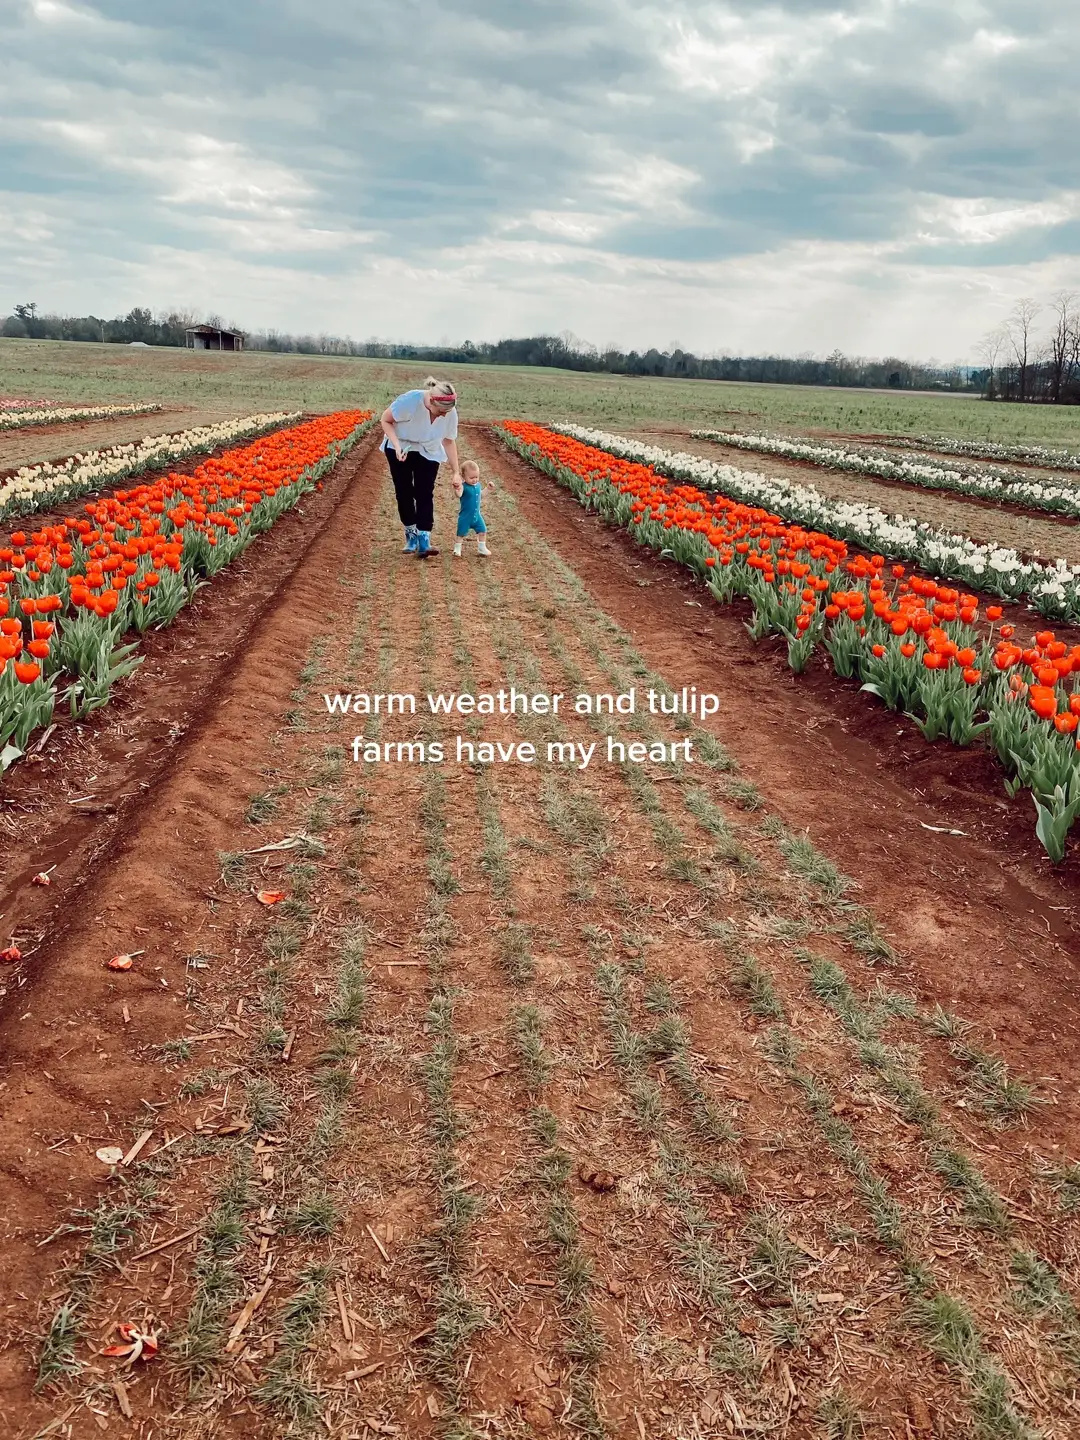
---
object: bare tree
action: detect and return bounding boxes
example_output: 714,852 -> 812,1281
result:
1006,297 -> 1041,402
976,325 -> 1009,400
1047,291 -> 1079,404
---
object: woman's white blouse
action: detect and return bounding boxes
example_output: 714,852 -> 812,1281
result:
382,390 -> 459,462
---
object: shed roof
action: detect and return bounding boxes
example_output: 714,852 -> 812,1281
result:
185,324 -> 246,338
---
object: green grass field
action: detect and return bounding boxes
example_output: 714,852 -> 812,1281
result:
4,336 -> 1080,447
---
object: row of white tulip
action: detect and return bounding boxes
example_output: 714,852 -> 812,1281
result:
0,401 -> 163,432
891,433 -> 1080,471
691,428 -> 1080,518
553,424 -> 1080,622
0,411 -> 301,522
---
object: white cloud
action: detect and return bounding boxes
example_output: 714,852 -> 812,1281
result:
915,194 -> 1080,246
592,155 -> 701,216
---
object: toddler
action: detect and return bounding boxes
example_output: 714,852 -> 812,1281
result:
452,459 -> 491,557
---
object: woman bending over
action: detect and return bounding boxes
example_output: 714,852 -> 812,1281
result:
380,377 -> 461,558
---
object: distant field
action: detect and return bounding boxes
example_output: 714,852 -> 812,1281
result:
5,336 -> 1080,446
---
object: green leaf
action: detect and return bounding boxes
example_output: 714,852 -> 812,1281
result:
1034,794 -> 1067,864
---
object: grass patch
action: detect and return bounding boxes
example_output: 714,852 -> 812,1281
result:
911,1290 -> 1039,1439
768,822 -> 852,902
37,1181 -> 159,1386
254,1263 -> 330,1427
724,778 -> 764,811
175,1154 -> 253,1381
843,909 -> 898,965
217,850 -> 248,887
245,788 -> 285,825
730,950 -> 785,1020
954,1045 -> 1041,1125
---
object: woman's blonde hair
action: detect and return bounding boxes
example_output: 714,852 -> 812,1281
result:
422,376 -> 457,401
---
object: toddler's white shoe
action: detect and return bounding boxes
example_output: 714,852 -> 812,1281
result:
476,539 -> 491,557
453,540 -> 463,557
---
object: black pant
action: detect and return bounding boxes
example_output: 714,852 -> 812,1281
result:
386,448 -> 439,531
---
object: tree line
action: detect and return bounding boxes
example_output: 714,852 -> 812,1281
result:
977,295 -> 1080,404
0,299 -> 1021,396
2,304 -> 217,348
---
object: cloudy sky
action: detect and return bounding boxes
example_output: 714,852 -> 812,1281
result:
2,0 -> 1078,360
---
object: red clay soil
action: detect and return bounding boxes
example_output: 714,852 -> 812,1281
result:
0,432 -> 383,1432
468,424 -> 1080,1063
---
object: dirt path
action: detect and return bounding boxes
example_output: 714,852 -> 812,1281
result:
626,426 -> 1080,569
0,432 -> 1078,1438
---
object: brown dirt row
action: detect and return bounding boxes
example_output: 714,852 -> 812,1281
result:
0,442 -> 394,1435
463,552 -> 934,1433
438,542 -> 877,1431
435,553 -> 686,1432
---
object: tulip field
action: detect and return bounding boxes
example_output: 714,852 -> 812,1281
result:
1,355 -> 1080,1440
0,411 -> 371,776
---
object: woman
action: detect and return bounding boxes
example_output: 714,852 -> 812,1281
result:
380,377 -> 462,558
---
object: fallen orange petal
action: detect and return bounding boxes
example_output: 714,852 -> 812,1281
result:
256,890 -> 286,906
106,954 -> 134,971
0,944 -> 22,964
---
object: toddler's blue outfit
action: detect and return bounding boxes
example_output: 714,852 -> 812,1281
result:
456,481 -> 487,538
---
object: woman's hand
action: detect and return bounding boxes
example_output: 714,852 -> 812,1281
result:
395,442 -> 407,462
452,471 -> 464,496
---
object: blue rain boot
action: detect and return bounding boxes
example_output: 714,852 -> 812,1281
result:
415,529 -> 440,559
402,524 -> 419,553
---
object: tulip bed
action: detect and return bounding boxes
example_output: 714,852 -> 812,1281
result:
0,397 -> 52,412
692,427 -> 1080,520
498,419 -> 1080,862
0,409 -> 372,772
551,424 -> 1080,623
0,401 -> 163,432
1,411 -> 302,523
890,433 -> 1080,472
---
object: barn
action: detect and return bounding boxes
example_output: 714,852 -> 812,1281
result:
185,324 -> 245,352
